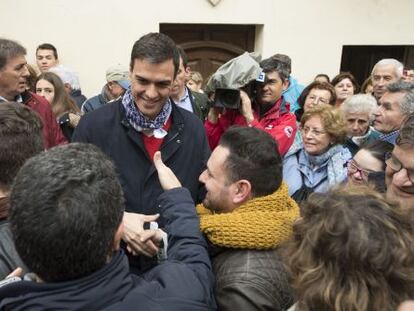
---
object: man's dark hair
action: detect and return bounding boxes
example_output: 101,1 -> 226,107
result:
0,102 -> 43,192
9,143 -> 124,282
386,80 -> 414,115
259,57 -> 290,82
130,32 -> 179,78
219,126 -> 282,197
397,113 -> 414,147
0,38 -> 26,70
359,140 -> 394,171
177,46 -> 189,68
36,43 -> 58,60
271,53 -> 292,74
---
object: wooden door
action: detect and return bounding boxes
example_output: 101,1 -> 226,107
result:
160,24 -> 256,87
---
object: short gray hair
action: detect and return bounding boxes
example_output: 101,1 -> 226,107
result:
386,81 -> 414,115
371,58 -> 404,79
0,38 -> 26,70
340,94 -> 377,121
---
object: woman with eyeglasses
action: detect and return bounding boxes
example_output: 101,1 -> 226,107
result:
286,81 -> 336,156
283,104 -> 351,202
294,81 -> 336,121
347,140 -> 394,192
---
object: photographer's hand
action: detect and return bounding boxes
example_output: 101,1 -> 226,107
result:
240,90 -> 254,124
207,107 -> 220,124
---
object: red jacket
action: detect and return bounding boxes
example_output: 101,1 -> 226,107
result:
204,98 -> 297,157
22,92 -> 67,149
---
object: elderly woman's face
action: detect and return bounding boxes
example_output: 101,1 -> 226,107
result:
301,116 -> 332,155
304,88 -> 332,111
344,111 -> 370,137
334,78 -> 355,102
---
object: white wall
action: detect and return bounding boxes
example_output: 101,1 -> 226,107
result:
1,0 -> 413,96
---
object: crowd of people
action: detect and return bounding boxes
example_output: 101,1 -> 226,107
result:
0,32 -> 414,310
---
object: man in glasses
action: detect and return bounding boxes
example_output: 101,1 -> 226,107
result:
386,114 -> 414,208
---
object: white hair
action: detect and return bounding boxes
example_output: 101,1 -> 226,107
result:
371,58 -> 404,79
49,65 -> 81,90
340,94 -> 377,121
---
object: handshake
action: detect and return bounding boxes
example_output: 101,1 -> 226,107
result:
122,151 -> 181,258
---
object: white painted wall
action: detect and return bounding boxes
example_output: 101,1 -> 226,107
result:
1,0 -> 413,97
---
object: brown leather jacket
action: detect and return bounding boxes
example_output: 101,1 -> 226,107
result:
212,247 -> 294,311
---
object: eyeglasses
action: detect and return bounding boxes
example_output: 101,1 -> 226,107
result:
385,152 -> 414,183
300,126 -> 327,137
347,159 -> 374,179
307,95 -> 330,105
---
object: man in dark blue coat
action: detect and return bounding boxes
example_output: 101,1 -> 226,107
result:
72,33 -> 210,272
0,143 -> 216,311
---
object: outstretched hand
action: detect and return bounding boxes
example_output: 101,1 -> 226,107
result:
154,151 -> 181,191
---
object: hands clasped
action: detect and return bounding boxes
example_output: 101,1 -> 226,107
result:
122,151 -> 181,257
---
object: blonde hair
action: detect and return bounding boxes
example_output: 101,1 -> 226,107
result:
300,104 -> 347,144
189,71 -> 203,84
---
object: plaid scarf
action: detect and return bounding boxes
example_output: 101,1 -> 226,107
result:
122,88 -> 171,133
379,130 -> 399,145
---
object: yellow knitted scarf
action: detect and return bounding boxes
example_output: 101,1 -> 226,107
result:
196,182 -> 300,250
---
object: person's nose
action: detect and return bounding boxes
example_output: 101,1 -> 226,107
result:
22,65 -> 30,78
377,77 -> 386,87
314,97 -> 323,106
352,122 -> 359,131
353,170 -> 363,180
144,84 -> 158,99
199,170 -> 207,183
392,169 -> 413,187
38,90 -> 46,98
303,130 -> 314,139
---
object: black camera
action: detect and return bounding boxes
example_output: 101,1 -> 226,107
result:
212,81 -> 261,110
212,88 -> 241,109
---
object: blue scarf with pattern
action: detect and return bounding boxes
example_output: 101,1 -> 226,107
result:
121,88 -> 171,132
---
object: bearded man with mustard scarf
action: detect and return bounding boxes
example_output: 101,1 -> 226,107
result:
149,126 -> 299,310
194,126 -> 299,311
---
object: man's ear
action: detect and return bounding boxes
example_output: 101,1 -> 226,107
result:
112,222 -> 124,251
282,78 -> 290,91
184,66 -> 191,80
232,179 -> 252,205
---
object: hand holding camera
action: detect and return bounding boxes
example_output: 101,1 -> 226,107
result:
239,90 -> 254,123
